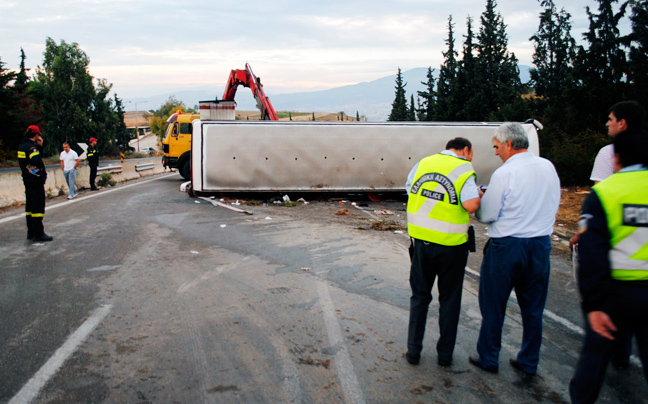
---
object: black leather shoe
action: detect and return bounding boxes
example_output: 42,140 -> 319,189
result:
27,234 -> 34,240
33,234 -> 53,242
438,357 -> 452,367
509,358 -> 535,375
405,351 -> 420,365
469,355 -> 498,373
91,188 -> 99,191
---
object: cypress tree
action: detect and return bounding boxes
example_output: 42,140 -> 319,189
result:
417,67 -> 436,121
529,0 -> 577,101
474,0 -> 521,121
453,16 -> 481,121
573,0 -> 629,130
407,94 -> 417,121
435,16 -> 458,121
387,68 -> 408,121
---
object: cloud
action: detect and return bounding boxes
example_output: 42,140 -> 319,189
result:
0,0 -> 633,100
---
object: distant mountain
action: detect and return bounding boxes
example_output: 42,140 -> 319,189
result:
124,66 -> 532,122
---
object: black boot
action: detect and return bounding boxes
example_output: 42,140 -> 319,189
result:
33,233 -> 53,242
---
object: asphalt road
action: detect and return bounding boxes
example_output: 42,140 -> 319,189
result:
0,173 -> 646,404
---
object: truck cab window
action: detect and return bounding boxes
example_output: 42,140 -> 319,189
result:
172,123 -> 179,137
180,123 -> 192,135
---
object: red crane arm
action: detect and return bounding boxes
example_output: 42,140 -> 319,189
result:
221,63 -> 278,120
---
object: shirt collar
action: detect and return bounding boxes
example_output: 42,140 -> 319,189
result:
440,150 -> 466,160
618,164 -> 647,173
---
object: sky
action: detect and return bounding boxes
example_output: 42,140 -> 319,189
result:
0,0 -> 633,106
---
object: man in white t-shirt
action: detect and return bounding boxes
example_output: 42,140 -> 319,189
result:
60,142 -> 79,199
590,101 -> 645,183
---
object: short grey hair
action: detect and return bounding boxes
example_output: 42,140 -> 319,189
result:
493,122 -> 529,150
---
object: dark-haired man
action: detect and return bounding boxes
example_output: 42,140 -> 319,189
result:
17,125 -> 53,242
590,101 -> 646,183
404,137 -> 481,367
569,130 -> 648,403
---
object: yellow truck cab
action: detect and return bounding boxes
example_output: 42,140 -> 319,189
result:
162,112 -> 200,180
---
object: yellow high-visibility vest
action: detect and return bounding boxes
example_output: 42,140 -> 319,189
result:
407,154 -> 475,246
594,170 -> 648,280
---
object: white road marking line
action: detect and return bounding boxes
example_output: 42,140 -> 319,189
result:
317,280 -> 366,404
464,266 -> 585,336
9,304 -> 112,404
465,266 -> 643,368
0,173 -> 177,225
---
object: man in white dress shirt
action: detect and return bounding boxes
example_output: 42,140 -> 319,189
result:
468,122 -> 561,375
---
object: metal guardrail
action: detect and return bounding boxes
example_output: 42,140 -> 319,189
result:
97,165 -> 123,174
135,162 -> 155,172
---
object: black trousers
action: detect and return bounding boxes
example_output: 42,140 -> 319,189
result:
24,182 -> 46,237
90,164 -> 98,189
569,282 -> 648,404
407,238 -> 468,362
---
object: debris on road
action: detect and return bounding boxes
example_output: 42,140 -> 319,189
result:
198,197 -> 253,215
335,208 -> 349,216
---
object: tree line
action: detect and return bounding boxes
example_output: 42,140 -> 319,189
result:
388,0 -> 647,185
0,38 -> 131,162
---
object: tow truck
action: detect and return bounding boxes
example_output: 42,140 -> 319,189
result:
162,63 -> 277,179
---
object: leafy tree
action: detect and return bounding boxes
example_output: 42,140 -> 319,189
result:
627,0 -> 648,110
529,0 -> 577,101
89,79 -> 118,148
30,38 -> 101,155
114,94 -> 132,153
387,68 -> 408,121
474,0 -> 522,121
417,67 -> 436,121
149,95 -> 187,139
0,57 -> 18,161
435,16 -> 458,121
312,112 -> 316,121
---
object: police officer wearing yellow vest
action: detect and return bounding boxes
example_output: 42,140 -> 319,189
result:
569,130 -> 648,403
404,137 -> 481,366
18,125 -> 53,242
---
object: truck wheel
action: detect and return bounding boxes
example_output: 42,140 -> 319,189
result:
180,160 -> 191,180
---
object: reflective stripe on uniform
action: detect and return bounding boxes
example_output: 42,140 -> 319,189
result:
31,213 -> 44,218
407,214 -> 469,234
29,150 -> 40,159
594,170 -> 648,280
610,227 -> 648,277
17,151 -> 26,158
25,212 -> 32,216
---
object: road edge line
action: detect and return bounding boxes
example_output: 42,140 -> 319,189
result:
8,304 -> 112,404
